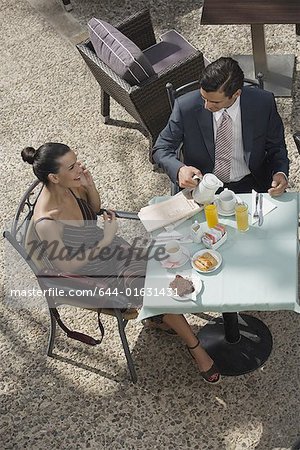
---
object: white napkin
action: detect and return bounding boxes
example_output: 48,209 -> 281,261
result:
251,190 -> 277,225
164,217 -> 189,231
152,230 -> 193,245
154,230 -> 184,241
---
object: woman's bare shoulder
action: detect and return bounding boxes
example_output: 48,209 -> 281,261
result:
33,194 -> 61,227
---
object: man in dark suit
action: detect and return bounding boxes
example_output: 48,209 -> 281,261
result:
152,57 -> 289,195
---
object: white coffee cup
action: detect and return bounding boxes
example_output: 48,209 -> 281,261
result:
165,240 -> 183,262
219,188 -> 236,212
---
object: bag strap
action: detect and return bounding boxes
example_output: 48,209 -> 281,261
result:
97,310 -> 105,344
51,308 -> 104,346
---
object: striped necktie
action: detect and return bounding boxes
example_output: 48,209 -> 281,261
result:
213,110 -> 233,183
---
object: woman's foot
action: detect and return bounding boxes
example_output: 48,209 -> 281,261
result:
142,319 -> 177,335
200,363 -> 221,384
187,339 -> 221,384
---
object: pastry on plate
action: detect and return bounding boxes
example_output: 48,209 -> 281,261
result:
193,252 -> 218,271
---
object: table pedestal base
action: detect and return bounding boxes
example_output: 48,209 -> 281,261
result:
197,313 -> 273,376
232,54 -> 295,97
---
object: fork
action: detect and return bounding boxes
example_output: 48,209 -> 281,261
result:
253,192 -> 259,220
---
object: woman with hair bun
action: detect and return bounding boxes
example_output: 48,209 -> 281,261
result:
22,142 -> 221,384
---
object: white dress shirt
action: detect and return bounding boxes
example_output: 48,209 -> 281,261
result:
213,97 -> 250,182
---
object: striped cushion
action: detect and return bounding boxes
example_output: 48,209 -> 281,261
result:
88,18 -> 155,86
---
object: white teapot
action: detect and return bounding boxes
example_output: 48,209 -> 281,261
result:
192,173 -> 223,204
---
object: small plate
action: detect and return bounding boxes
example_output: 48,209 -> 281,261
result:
191,249 -> 222,273
160,247 -> 190,269
215,195 -> 241,216
168,269 -> 203,301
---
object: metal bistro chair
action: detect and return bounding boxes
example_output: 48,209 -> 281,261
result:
3,180 -> 141,383
165,74 -> 265,195
76,9 -> 205,150
293,132 -> 300,154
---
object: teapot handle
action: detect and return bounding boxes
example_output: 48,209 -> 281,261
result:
192,174 -> 202,184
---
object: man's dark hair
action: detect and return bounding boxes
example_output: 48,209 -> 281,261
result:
200,57 -> 244,97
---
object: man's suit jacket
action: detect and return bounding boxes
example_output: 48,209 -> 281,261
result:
152,86 -> 289,191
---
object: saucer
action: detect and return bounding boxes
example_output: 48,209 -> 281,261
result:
215,195 -> 241,216
160,248 -> 190,269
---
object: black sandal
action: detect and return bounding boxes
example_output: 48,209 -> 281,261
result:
187,340 -> 221,384
200,363 -> 221,384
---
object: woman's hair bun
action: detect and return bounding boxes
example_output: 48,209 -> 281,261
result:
21,147 -> 36,165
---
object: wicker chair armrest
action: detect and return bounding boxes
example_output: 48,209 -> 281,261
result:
133,51 -> 203,100
154,50 -> 203,80
129,51 -> 203,95
77,41 -> 162,96
129,51 -> 205,148
76,41 -> 137,93
116,9 -> 156,50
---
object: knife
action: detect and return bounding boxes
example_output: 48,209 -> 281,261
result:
258,193 -> 264,226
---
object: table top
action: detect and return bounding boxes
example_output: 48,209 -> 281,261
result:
138,192 -> 299,321
201,0 -> 300,25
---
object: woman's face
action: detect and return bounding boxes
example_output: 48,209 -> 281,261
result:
54,150 -> 83,187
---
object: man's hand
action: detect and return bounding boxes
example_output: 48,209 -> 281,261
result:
178,166 -> 202,188
268,173 -> 288,197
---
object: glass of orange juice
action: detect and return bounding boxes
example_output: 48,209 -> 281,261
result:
204,202 -> 218,228
235,202 -> 249,232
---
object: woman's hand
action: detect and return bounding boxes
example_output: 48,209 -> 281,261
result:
102,211 -> 118,245
77,162 -> 101,212
78,162 -> 95,188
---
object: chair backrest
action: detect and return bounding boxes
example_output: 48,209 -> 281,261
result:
166,74 -> 264,110
293,132 -> 300,155
244,72 -> 264,90
3,181 -> 64,308
166,80 -> 200,109
5,180 -> 45,274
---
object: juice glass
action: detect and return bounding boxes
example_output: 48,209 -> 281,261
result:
235,202 -> 249,232
204,202 -> 218,228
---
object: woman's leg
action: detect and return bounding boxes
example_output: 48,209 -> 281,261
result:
162,313 -> 215,373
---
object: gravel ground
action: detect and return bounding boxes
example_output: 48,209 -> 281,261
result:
1,1 -> 300,449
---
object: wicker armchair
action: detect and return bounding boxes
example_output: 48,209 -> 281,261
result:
76,9 -> 205,150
